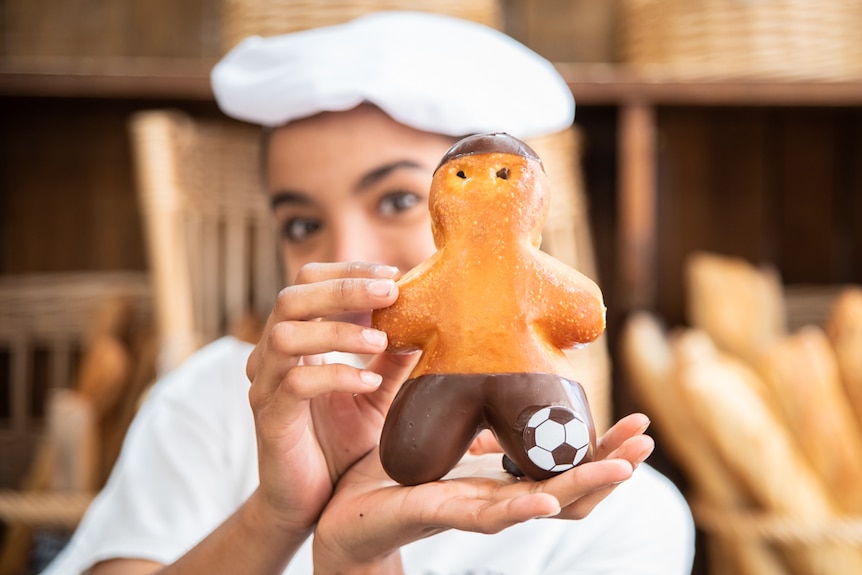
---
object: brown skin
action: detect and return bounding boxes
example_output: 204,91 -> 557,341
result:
91,106 -> 653,575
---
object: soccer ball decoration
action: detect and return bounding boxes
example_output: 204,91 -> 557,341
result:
523,406 -> 591,473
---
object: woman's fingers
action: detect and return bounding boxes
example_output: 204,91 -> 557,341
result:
249,320 -> 388,402
316,415 -> 656,562
247,261 -> 400,385
316,447 -> 648,568
479,418 -> 653,521
538,458 -> 632,501
268,320 -> 389,359
292,261 -> 400,286
402,459 -> 631,534
427,490 -> 561,534
548,458 -> 636,519
281,363 -> 388,398
271,276 -> 397,323
605,434 -> 655,468
549,432 -> 653,520
594,412 -> 651,460
361,350 -> 422,412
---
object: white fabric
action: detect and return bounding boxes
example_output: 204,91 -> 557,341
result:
44,337 -> 695,575
211,11 -> 575,139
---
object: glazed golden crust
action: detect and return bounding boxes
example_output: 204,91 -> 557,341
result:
372,145 -> 605,380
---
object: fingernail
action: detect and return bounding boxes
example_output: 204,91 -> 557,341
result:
635,449 -> 651,467
362,328 -> 387,347
536,504 -> 562,518
636,417 -> 651,434
360,370 -> 383,387
367,278 -> 395,297
373,265 -> 399,278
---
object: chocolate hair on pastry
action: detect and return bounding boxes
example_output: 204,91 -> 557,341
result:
372,133 -> 606,485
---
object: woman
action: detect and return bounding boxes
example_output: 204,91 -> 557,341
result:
45,12 -> 694,574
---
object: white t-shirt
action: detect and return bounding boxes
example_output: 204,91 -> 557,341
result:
44,337 -> 694,575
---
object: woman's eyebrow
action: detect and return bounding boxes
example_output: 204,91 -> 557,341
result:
355,160 -> 425,192
269,160 -> 427,209
270,190 -> 312,210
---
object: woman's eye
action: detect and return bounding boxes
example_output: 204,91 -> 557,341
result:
281,217 -> 321,243
379,191 -> 422,216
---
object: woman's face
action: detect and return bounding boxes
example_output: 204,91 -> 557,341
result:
267,105 -> 454,286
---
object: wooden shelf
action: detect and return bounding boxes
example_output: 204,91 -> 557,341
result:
559,64 -> 862,107
0,58 -> 215,100
4,60 -> 862,106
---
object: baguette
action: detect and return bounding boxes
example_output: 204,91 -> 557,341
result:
824,286 -> 862,428
676,337 -> 862,573
756,326 -> 862,513
620,315 -> 787,575
685,251 -> 786,363
679,336 -> 831,514
621,314 -> 747,505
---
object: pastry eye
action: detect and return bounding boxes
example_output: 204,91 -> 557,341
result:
496,168 -> 509,180
456,170 -> 466,179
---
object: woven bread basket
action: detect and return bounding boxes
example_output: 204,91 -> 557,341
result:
0,272 -> 151,488
220,0 -> 503,53
692,499 -> 862,575
130,110 -> 277,373
619,0 -> 862,79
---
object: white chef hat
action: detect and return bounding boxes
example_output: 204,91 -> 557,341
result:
211,11 -> 574,139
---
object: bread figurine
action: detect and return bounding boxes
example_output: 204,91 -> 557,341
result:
372,133 -> 605,485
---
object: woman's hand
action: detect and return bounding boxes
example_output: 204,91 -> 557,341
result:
312,413 -> 655,572
245,262 -> 418,537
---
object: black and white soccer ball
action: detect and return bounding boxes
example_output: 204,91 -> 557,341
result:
523,406 -> 590,472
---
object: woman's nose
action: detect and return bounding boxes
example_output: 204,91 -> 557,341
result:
330,219 -> 384,265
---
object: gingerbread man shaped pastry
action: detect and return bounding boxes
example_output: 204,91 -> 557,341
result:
372,133 -> 606,485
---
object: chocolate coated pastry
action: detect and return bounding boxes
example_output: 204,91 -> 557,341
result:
372,133 -> 606,485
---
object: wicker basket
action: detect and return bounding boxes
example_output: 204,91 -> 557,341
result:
619,0 -> 862,79
220,0 -> 502,53
130,110 -> 278,374
0,272 -> 151,488
692,498 -> 862,575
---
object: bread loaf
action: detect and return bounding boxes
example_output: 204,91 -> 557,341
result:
824,286 -> 862,428
685,251 -> 786,363
621,314 -> 788,575
756,326 -> 862,513
676,336 -> 862,573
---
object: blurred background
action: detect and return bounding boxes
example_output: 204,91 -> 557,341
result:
1,1 -> 862,573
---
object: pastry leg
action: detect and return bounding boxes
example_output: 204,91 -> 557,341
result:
483,373 -> 595,481
379,374 -> 485,485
